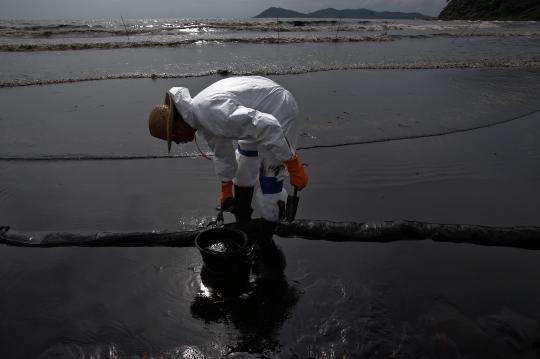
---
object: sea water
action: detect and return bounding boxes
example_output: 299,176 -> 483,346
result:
0,18 -> 539,85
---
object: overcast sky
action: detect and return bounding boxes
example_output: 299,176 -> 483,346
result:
1,0 -> 448,20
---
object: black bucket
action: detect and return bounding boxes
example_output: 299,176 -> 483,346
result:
195,227 -> 250,277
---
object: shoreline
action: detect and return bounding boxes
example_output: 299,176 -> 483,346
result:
3,58 -> 540,89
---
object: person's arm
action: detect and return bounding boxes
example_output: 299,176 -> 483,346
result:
204,135 -> 237,182
204,135 -> 237,207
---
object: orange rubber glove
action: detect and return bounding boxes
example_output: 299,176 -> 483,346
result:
284,155 -> 308,190
220,181 -> 234,208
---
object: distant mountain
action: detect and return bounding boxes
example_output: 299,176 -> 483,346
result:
255,7 -> 306,18
439,0 -> 540,20
254,7 -> 432,20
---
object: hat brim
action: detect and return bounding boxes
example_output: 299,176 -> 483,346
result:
164,93 -> 175,154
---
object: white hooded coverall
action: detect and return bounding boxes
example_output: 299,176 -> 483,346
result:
168,76 -> 299,222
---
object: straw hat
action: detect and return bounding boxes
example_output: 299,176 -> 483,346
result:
148,93 -> 177,153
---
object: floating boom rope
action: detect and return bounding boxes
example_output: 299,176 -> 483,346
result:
1,219 -> 539,249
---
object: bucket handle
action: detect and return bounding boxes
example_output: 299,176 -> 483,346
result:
207,207 -> 225,228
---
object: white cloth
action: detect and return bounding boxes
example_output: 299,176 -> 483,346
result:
234,146 -> 260,187
254,187 -> 288,222
168,76 -> 300,221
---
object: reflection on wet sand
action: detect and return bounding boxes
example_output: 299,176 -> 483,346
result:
191,237 -> 299,354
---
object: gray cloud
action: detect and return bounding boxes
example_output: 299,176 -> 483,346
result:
1,0 -> 447,19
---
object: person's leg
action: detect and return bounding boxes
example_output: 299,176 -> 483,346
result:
249,90 -> 300,238
233,140 -> 259,222
254,90 -> 301,223
254,157 -> 288,223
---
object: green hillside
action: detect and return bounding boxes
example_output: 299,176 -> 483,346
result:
439,0 -> 540,20
254,7 -> 431,20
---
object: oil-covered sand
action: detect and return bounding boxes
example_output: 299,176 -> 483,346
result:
1,70 -> 540,358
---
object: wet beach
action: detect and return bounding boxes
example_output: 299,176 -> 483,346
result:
1,18 -> 540,358
2,69 -> 540,229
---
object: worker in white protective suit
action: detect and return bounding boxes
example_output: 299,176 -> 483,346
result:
148,76 -> 308,224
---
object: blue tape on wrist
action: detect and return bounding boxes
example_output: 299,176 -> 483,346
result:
237,144 -> 258,157
259,176 -> 283,194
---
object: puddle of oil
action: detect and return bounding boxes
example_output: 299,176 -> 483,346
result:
206,240 -> 241,253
